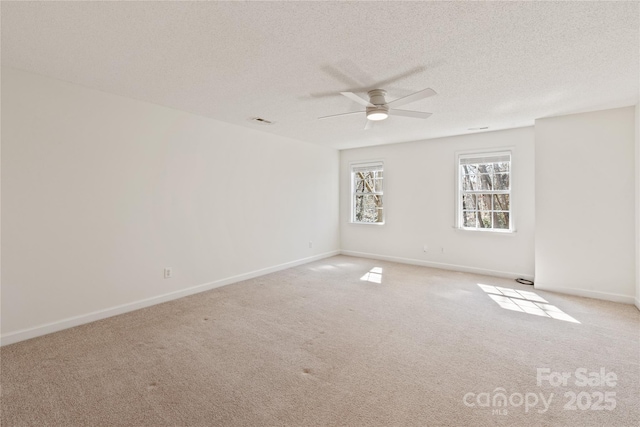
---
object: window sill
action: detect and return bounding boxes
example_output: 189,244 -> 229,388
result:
454,226 -> 516,235
351,221 -> 385,226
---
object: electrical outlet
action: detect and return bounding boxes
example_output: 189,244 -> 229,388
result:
440,247 -> 445,253
423,244 -> 429,253
164,267 -> 172,279
309,241 -> 313,249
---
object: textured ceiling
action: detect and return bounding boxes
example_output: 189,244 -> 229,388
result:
2,1 -> 639,150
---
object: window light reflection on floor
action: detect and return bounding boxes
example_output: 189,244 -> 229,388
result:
478,284 -> 580,324
360,267 -> 383,284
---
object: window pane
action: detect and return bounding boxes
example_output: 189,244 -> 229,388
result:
374,178 -> 383,192
461,164 -> 478,175
462,174 -> 478,191
355,173 -> 376,193
463,212 -> 477,228
493,212 -> 510,229
493,194 -> 510,210
493,173 -> 510,190
494,162 -> 509,173
354,195 -> 382,222
480,163 -> 494,174
361,209 -> 379,222
462,194 -> 476,210
478,211 -> 491,228
477,194 -> 492,210
478,174 -> 492,190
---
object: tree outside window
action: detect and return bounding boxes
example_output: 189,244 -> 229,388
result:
459,152 -> 511,231
352,162 -> 384,224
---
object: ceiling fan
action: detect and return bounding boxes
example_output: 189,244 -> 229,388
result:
318,88 -> 437,129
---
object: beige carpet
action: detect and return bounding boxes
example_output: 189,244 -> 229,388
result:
1,255 -> 639,426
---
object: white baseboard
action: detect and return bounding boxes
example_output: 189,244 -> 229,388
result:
0,250 -> 340,346
340,250 -> 533,281
534,282 -> 636,305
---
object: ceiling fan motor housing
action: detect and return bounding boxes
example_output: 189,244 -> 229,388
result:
368,89 -> 387,106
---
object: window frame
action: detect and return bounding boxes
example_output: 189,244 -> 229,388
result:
456,150 -> 514,233
350,161 -> 385,225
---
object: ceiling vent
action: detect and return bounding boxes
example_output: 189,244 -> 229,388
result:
468,126 -> 489,131
249,117 -> 275,125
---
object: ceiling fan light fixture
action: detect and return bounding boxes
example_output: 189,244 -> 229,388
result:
367,112 -> 388,121
366,105 -> 389,121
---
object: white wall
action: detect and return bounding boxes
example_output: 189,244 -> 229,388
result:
535,107 -> 636,303
1,67 -> 340,343
340,127 -> 535,279
636,104 -> 639,310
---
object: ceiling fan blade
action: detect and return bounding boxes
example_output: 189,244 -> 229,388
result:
332,60 -> 377,87
374,66 -> 427,89
391,109 -> 433,119
387,88 -> 437,107
318,110 -> 364,120
364,120 -> 375,130
340,92 -> 373,107
321,63 -> 366,88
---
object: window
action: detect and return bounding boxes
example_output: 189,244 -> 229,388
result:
351,162 -> 384,224
458,152 -> 511,231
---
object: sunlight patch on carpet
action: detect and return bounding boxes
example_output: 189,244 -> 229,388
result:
360,267 -> 383,284
478,284 -> 580,323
